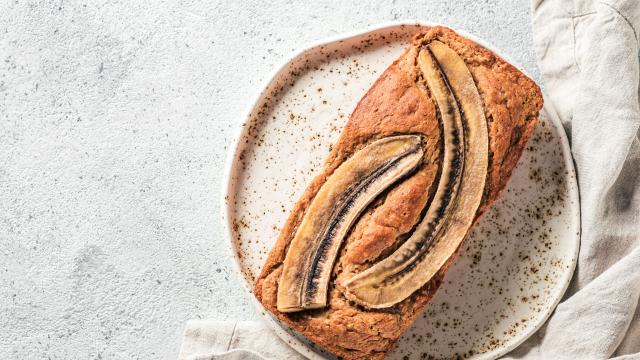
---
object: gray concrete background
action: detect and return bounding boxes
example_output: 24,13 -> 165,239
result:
0,1 -> 539,359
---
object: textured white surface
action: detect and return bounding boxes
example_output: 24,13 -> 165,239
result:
0,1 -> 539,359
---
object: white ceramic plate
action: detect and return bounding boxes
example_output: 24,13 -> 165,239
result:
221,22 -> 580,360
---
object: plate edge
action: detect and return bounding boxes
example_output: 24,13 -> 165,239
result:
219,20 -> 581,360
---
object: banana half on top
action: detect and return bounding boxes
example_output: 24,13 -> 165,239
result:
255,26 -> 543,360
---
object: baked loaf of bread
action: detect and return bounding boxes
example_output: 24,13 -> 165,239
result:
255,26 -> 543,359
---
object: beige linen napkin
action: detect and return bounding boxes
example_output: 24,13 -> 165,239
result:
505,0 -> 640,358
178,320 -> 304,360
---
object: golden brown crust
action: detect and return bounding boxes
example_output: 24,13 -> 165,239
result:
254,26 -> 543,360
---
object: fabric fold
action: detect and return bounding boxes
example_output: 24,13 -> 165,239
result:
178,320 -> 304,360
506,0 -> 640,358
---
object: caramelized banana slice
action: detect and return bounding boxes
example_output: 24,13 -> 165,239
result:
344,41 -> 488,308
277,135 -> 424,312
